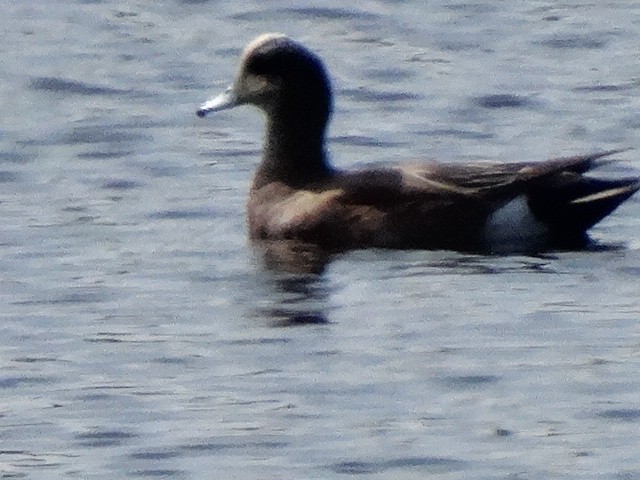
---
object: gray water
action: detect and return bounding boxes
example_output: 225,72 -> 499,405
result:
2,1 -> 640,479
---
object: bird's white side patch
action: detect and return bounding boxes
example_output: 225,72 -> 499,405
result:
483,195 -> 550,252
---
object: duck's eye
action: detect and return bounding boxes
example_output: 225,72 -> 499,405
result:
243,73 -> 281,98
251,74 -> 272,90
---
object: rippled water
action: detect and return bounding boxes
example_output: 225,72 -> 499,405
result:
2,1 -> 640,479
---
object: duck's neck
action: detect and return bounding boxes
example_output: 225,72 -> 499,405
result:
253,114 -> 333,189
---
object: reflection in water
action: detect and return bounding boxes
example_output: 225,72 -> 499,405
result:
252,235 -> 623,275
254,239 -> 336,275
248,236 -> 627,326
250,241 -> 337,326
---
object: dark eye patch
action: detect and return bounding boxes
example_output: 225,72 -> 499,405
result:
246,47 -> 291,76
245,42 -> 320,79
245,52 -> 278,76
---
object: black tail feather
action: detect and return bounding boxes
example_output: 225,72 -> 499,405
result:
528,176 -> 639,234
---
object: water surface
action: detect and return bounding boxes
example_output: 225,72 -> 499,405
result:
2,1 -> 640,478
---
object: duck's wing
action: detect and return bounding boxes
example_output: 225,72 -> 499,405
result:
395,149 -> 639,233
396,149 -> 632,201
335,149 -> 636,207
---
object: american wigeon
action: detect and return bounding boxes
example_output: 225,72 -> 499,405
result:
197,33 -> 639,253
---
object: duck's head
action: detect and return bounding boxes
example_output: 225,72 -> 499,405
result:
197,34 -> 333,128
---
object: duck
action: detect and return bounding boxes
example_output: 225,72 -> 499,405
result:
197,33 -> 639,253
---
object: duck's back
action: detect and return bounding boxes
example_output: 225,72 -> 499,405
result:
246,151 -> 639,253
